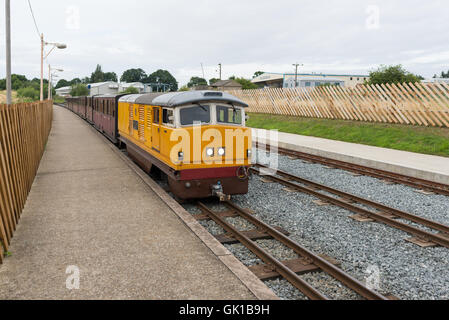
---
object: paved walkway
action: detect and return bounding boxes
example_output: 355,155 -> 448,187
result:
0,106 -> 256,300
253,129 -> 449,184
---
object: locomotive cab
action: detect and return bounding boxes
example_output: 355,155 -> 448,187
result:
118,91 -> 252,200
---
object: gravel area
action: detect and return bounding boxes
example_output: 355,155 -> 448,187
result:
228,149 -> 449,300
175,148 -> 449,300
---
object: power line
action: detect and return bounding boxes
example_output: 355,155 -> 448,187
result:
27,0 -> 41,39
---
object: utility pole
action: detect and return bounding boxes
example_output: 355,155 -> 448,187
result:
48,64 -> 51,100
5,0 -> 12,105
292,63 -> 303,88
40,34 -> 44,101
218,63 -> 222,80
201,63 -> 205,80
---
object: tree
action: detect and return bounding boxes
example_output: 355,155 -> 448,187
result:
70,78 -> 82,85
90,64 -> 105,83
187,77 -> 208,88
436,70 -> 449,78
17,87 -> 39,101
104,72 -> 118,82
145,69 -> 178,91
178,85 -> 190,92
367,65 -> 422,85
10,74 -> 29,90
231,77 -> 258,90
253,71 -> 264,78
209,78 -> 220,85
70,84 -> 89,96
121,68 -> 147,83
120,86 -> 139,94
55,79 -> 71,89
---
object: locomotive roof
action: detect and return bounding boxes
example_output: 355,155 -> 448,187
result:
94,93 -> 127,99
119,91 -> 248,108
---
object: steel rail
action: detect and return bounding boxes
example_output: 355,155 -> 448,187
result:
251,167 -> 449,248
255,142 -> 449,196
196,202 -> 328,300
221,201 -> 388,300
254,164 -> 449,235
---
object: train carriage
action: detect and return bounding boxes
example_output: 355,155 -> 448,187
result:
86,96 -> 95,124
117,91 -> 252,200
78,96 -> 87,119
92,94 -> 125,143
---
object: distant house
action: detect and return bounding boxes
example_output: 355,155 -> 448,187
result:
210,80 -> 243,91
55,86 -> 72,97
87,81 -> 119,96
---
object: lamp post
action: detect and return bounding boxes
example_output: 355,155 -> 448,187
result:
48,65 -> 63,100
40,34 -> 66,101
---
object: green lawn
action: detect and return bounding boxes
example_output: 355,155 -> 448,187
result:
247,113 -> 449,157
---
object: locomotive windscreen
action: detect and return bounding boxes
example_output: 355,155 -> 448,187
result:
180,105 -> 211,126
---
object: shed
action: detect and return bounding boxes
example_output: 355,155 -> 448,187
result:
210,80 -> 242,91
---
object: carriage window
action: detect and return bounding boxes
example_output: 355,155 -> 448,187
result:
216,106 -> 242,125
180,105 -> 210,126
153,108 -> 160,124
163,109 -> 174,126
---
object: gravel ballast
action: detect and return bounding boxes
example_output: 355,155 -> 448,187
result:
181,148 -> 449,300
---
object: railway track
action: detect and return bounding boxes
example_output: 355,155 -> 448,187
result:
251,164 -> 449,249
196,201 -> 390,300
255,142 -> 449,197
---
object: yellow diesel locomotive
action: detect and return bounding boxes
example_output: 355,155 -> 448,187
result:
68,91 -> 252,200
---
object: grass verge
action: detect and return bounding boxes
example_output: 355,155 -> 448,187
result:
247,113 -> 449,157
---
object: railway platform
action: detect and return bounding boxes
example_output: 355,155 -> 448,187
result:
0,106 -> 275,300
253,129 -> 449,185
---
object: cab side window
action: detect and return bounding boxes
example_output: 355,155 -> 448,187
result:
162,109 -> 174,126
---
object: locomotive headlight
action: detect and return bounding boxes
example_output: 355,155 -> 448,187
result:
218,147 -> 226,156
247,149 -> 252,158
206,148 -> 214,157
178,152 -> 184,161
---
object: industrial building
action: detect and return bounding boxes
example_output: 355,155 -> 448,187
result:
55,81 -> 153,97
118,82 -> 153,93
87,81 -> 119,95
422,78 -> 449,84
252,72 -> 370,88
55,86 -> 72,97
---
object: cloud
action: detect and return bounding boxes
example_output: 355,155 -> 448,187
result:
1,0 -> 449,85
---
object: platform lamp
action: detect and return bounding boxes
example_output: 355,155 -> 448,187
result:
40,34 -> 67,101
48,66 -> 63,100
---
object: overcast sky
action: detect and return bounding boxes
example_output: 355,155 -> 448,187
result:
1,0 -> 449,86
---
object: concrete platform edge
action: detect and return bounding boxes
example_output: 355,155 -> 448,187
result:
90,125 -> 278,301
255,137 -> 449,185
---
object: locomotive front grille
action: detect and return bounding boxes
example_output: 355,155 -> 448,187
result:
139,106 -> 145,141
129,104 -> 133,135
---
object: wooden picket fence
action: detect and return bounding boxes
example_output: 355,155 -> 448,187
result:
0,101 -> 53,263
228,82 -> 449,127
